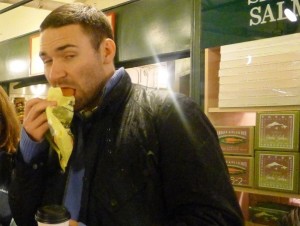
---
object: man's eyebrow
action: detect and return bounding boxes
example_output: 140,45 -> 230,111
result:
39,44 -> 77,57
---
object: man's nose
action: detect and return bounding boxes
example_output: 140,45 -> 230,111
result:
47,60 -> 66,85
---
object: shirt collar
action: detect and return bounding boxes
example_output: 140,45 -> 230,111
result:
79,67 -> 125,119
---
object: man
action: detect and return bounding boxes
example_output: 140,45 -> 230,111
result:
9,3 -> 244,226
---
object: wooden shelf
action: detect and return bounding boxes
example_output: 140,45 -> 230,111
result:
245,221 -> 266,226
234,187 -> 300,199
209,106 -> 300,113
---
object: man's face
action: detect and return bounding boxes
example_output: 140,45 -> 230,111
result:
39,24 -> 106,111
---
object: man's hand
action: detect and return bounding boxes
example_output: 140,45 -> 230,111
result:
69,219 -> 79,226
23,98 -> 56,142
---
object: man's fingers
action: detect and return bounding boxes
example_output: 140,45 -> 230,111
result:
23,98 -> 56,142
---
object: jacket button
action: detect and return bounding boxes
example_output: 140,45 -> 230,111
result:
110,199 -> 118,208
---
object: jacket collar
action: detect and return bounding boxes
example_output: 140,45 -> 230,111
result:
74,69 -> 132,122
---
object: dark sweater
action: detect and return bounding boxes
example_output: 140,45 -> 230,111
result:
0,150 -> 14,226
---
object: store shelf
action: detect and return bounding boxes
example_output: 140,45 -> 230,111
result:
235,187 -> 300,199
245,221 -> 266,226
204,46 -> 300,223
208,106 -> 300,113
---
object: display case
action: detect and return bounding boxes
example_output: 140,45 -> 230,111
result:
204,47 -> 300,225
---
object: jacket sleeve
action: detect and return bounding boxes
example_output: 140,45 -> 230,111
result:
8,145 -> 49,226
157,94 -> 244,226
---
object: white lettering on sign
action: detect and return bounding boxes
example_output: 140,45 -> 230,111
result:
248,0 -> 268,5
249,0 -> 300,26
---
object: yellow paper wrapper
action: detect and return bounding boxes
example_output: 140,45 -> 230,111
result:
46,87 -> 75,171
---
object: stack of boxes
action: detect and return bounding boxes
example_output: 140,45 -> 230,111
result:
249,202 -> 295,225
215,111 -> 300,192
215,111 -> 300,224
250,111 -> 300,224
214,31 -> 300,225
254,111 -> 300,194
13,97 -> 25,124
218,33 -> 300,108
215,126 -> 254,187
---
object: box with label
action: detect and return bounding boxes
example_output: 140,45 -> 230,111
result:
225,156 -> 254,187
249,202 -> 295,226
255,111 -> 300,151
255,151 -> 299,193
216,126 -> 254,155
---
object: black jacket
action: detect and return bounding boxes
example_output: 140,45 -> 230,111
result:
9,71 -> 244,226
0,150 -> 14,226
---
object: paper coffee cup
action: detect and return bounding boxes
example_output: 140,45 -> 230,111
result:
35,205 -> 70,226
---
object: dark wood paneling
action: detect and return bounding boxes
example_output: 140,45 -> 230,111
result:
0,35 -> 30,81
110,0 -> 192,63
0,0 -> 193,83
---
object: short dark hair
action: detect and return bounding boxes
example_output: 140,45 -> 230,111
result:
40,3 -> 114,50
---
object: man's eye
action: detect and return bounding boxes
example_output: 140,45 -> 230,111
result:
65,55 -> 75,59
43,59 -> 52,64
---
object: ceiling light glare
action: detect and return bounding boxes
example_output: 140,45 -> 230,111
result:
284,8 -> 297,22
30,84 -> 47,97
8,59 -> 27,73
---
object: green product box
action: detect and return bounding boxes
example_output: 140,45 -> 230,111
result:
225,155 -> 254,187
249,202 -> 295,226
255,111 -> 300,151
255,151 -> 299,193
215,126 -> 254,156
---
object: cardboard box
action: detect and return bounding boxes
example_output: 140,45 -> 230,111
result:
225,156 -> 254,187
215,126 -> 254,156
218,87 -> 300,99
218,96 -> 300,108
220,53 -> 300,69
219,61 -> 300,76
255,151 -> 299,193
255,111 -> 300,151
219,79 -> 300,92
249,202 -> 295,226
221,33 -> 300,54
219,70 -> 300,84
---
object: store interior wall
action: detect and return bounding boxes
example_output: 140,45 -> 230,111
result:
9,58 -> 191,102
0,0 -> 193,100
0,0 -> 131,42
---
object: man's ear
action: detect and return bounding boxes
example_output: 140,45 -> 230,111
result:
101,38 -> 116,64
